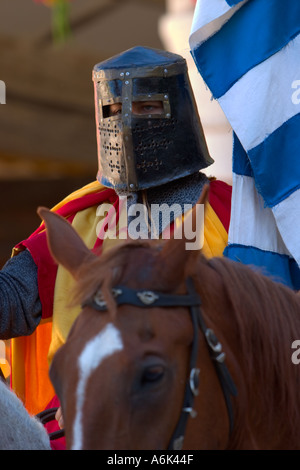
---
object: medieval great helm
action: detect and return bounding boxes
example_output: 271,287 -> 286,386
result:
92,46 -> 213,192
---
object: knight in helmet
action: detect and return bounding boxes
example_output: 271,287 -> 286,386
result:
0,47 -> 232,446
92,47 -> 216,239
93,46 -> 212,192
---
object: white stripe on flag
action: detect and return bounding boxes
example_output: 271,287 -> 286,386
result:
219,32 -> 300,151
272,188 -> 300,267
228,174 -> 291,256
190,0 -> 248,47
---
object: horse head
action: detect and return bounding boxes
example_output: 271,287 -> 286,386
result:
38,186 -> 300,450
37,187 -> 234,450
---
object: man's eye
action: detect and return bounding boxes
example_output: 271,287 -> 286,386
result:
143,105 -> 155,111
143,104 -> 163,113
102,104 -> 122,118
135,102 -> 164,115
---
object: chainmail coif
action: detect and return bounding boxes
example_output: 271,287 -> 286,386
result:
117,171 -> 209,238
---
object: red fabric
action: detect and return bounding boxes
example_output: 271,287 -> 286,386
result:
14,188 -> 117,319
18,231 -> 59,320
44,396 -> 66,450
208,180 -> 232,232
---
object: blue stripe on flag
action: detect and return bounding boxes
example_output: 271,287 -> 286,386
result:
248,113 -> 300,207
224,244 -> 300,290
226,0 -> 246,5
232,133 -> 252,177
191,0 -> 300,98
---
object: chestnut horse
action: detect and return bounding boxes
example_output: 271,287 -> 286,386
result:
38,202 -> 300,450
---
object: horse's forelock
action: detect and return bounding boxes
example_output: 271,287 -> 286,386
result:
71,240 -> 163,315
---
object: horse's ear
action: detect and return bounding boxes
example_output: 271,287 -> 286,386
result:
160,184 -> 209,280
37,207 -> 96,279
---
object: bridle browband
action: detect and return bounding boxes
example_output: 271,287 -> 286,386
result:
83,276 -> 237,450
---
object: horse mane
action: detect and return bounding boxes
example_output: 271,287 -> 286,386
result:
204,256 -> 300,441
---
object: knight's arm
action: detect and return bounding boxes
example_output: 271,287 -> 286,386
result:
0,250 -> 42,338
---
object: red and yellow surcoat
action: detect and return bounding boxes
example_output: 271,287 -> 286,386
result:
10,179 -> 232,416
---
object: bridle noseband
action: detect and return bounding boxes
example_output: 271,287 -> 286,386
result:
84,277 -> 237,450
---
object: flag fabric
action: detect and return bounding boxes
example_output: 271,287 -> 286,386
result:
189,0 -> 300,290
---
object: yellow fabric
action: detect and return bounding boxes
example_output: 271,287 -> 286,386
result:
48,199 -> 132,363
0,360 -> 10,379
49,205 -> 107,363
202,202 -> 228,258
10,188 -> 228,414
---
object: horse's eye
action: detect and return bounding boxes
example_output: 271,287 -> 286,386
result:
141,365 -> 164,385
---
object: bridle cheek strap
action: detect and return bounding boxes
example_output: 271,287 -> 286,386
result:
167,278 -> 237,450
167,279 -> 201,450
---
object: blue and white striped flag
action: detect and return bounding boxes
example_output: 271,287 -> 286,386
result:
189,0 -> 300,290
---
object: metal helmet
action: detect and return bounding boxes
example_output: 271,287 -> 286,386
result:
92,46 -> 213,192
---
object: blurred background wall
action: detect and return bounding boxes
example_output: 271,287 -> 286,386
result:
0,0 -> 232,267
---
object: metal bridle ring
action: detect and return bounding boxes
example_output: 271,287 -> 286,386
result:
189,368 -> 200,396
205,328 -> 222,353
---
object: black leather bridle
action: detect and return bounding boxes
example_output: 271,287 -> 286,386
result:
38,277 -> 237,449
83,276 -> 238,450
